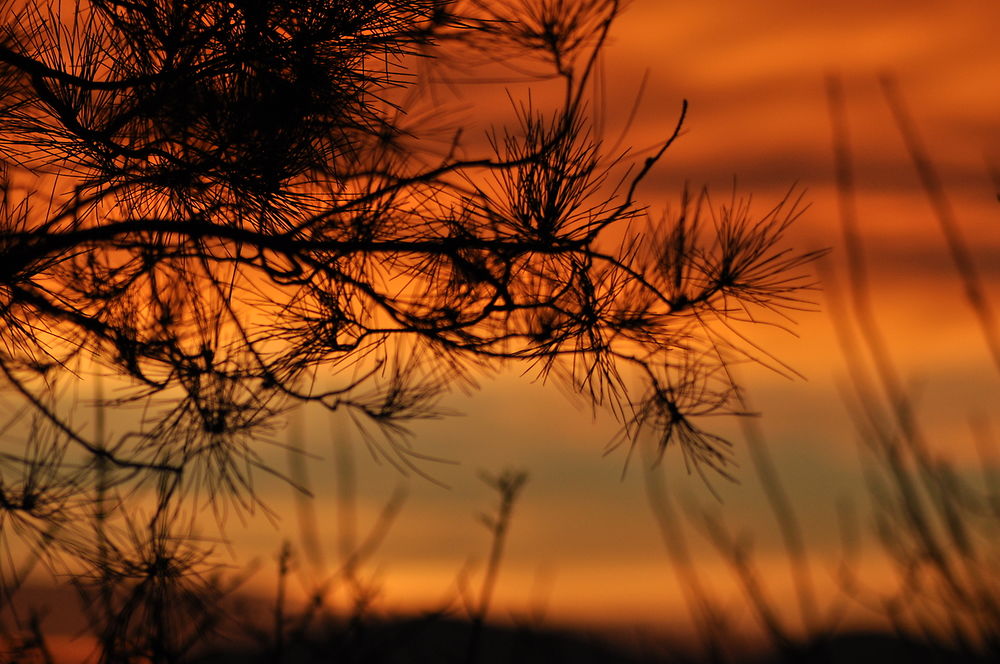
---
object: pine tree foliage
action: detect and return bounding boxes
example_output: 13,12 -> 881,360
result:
0,1 -> 821,640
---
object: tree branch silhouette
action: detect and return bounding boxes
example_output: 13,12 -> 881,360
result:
0,3 -> 822,656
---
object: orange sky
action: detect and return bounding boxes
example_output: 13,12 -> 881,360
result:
8,0 -> 1000,655
212,0 -> 1000,638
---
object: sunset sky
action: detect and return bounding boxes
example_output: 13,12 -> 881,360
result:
10,0 -> 1000,656
193,0 -> 1000,641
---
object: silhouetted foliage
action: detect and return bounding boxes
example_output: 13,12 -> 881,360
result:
0,1 -> 821,660
636,74 -> 1000,664
827,75 -> 1000,659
